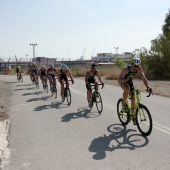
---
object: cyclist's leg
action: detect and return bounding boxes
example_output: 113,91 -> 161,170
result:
86,83 -> 92,101
121,83 -> 130,105
60,81 -> 64,95
48,74 -> 52,88
93,80 -> 99,91
35,70 -> 38,80
52,75 -> 56,89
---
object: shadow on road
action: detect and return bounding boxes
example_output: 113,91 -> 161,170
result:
33,101 -> 68,111
14,87 -> 36,91
22,91 -> 44,96
61,107 -> 100,122
89,124 -> 149,160
15,84 -> 33,87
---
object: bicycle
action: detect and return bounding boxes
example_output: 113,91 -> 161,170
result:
61,80 -> 72,106
42,76 -> 48,93
17,73 -> 23,82
88,83 -> 104,113
32,73 -> 39,89
117,89 -> 152,136
50,77 -> 57,99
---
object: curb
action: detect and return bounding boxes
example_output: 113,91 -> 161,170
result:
0,119 -> 10,166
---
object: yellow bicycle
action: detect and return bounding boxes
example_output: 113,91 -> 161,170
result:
117,89 -> 152,136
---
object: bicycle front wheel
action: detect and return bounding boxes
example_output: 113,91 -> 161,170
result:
136,104 -> 152,136
66,88 -> 71,106
117,98 -> 129,126
36,81 -> 39,89
94,91 -> 103,113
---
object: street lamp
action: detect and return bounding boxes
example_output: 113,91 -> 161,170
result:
30,44 -> 38,59
47,58 -> 49,66
67,51 -> 70,60
92,49 -> 95,57
19,58 -> 22,65
30,58 -> 32,65
8,58 -> 10,67
62,58 -> 64,64
114,47 -> 118,54
69,58 -> 71,68
55,58 -> 58,66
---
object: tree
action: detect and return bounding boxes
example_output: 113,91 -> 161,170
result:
138,10 -> 170,79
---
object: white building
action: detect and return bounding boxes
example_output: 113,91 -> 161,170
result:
92,52 -> 132,62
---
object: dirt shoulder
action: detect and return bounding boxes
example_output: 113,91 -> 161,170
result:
79,77 -> 170,98
0,81 -> 13,121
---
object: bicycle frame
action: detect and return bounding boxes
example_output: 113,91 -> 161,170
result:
88,83 -> 104,113
125,90 -> 149,118
117,89 -> 153,136
61,80 -> 72,106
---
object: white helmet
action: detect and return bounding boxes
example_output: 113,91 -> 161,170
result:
32,62 -> 36,66
41,65 -> 46,69
61,64 -> 68,70
50,64 -> 54,68
132,57 -> 141,66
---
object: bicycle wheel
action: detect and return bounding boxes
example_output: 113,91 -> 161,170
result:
117,98 -> 130,126
87,92 -> 93,109
36,81 -> 39,89
54,87 -> 57,99
94,91 -> 103,113
136,104 -> 152,136
45,82 -> 48,93
20,75 -> 23,82
66,88 -> 71,106
61,88 -> 65,102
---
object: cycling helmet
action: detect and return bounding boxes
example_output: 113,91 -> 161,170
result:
91,63 -> 97,67
41,65 -> 46,69
50,64 -> 54,68
61,64 -> 68,70
132,57 -> 141,66
32,62 -> 36,66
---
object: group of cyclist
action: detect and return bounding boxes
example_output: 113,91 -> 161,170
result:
86,57 -> 152,125
16,56 -> 152,124
27,63 -> 74,97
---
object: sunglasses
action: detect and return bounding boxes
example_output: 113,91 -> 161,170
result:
134,65 -> 139,68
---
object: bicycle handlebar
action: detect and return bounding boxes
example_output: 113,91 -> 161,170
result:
91,83 -> 104,89
134,89 -> 153,97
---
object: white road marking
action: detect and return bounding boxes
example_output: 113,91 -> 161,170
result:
70,87 -> 170,135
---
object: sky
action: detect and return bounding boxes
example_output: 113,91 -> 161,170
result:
0,0 -> 169,61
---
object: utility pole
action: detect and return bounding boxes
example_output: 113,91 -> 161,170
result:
30,44 -> 38,59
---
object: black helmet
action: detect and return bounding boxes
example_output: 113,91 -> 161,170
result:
91,63 -> 97,67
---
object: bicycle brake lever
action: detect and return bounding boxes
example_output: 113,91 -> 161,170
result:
146,89 -> 152,97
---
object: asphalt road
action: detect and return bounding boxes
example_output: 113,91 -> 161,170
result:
1,75 -> 170,170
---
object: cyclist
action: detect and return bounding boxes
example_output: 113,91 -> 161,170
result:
39,65 -> 48,89
85,63 -> 104,106
30,62 -> 39,82
47,64 -> 58,91
15,65 -> 23,79
58,64 -> 74,96
118,57 -> 152,124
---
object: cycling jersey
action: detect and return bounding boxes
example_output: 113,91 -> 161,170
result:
86,70 -> 97,83
40,68 -> 47,77
120,65 -> 137,91
16,66 -> 22,72
60,69 -> 68,81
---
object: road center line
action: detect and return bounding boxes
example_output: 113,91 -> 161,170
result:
70,87 -> 170,135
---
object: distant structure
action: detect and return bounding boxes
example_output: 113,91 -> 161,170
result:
91,52 -> 132,63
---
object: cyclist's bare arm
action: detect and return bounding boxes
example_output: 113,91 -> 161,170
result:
67,69 -> 74,84
137,67 -> 149,88
96,71 -> 103,84
118,68 -> 132,83
85,71 -> 90,86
